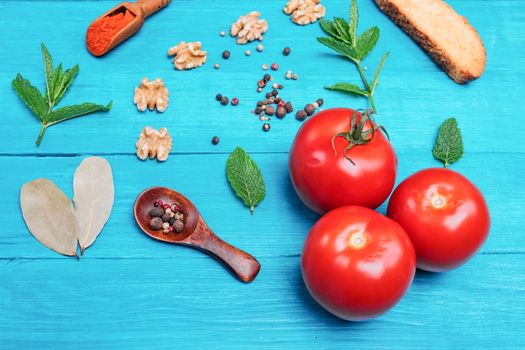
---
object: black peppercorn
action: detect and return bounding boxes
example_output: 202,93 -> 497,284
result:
296,110 -> 307,121
220,96 -> 229,105
263,74 -> 271,81
256,101 -> 263,107
169,217 -> 176,225
282,47 -> 291,56
316,98 -> 324,107
265,105 -> 275,116
150,207 -> 164,218
274,97 -> 282,104
305,104 -> 316,116
215,93 -> 222,101
265,92 -> 272,99
162,213 -> 171,222
284,101 -> 294,113
222,50 -> 230,59
149,217 -> 163,230
255,107 -> 263,114
271,89 -> 278,97
211,136 -> 220,145
276,106 -> 286,119
262,123 -> 271,132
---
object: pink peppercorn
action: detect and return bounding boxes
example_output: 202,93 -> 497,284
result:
157,200 -> 163,207
162,204 -> 170,210
168,226 -> 174,232
271,63 -> 278,71
172,204 -> 183,213
231,98 -> 239,106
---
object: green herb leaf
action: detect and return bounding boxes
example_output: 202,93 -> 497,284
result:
47,102 -> 112,125
12,74 -> 48,121
317,37 -> 358,62
319,19 -> 339,39
433,118 -> 464,167
349,0 -> 358,46
12,43 -> 111,145
333,17 -> 352,44
356,26 -> 380,60
325,82 -> 368,96
226,147 -> 266,214
370,52 -> 389,94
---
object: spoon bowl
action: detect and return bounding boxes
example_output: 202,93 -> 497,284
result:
134,187 -> 261,283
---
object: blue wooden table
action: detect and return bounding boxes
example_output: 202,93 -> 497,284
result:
1,0 -> 524,348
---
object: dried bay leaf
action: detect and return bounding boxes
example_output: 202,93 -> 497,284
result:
20,178 -> 79,257
73,157 -> 114,254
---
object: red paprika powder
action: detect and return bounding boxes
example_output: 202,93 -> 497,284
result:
86,10 -> 135,56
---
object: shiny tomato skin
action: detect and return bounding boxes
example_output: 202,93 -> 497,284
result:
301,206 -> 416,321
387,168 -> 490,272
289,108 -> 397,214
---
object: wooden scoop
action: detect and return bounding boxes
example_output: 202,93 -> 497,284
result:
134,187 -> 261,283
86,0 -> 171,56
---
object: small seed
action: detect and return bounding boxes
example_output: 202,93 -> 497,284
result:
262,123 -> 271,132
285,74 -> 291,80
220,96 -> 229,105
257,87 -> 262,92
263,74 -> 271,81
262,64 -> 268,70
272,82 -> 279,89
312,102 -> 319,109
271,89 -> 278,97
271,63 -> 278,71
265,105 -> 275,116
284,101 -> 294,113
245,50 -> 251,56
282,47 -> 291,56
258,36 -> 264,42
316,98 -> 324,107
222,50 -> 230,59
215,93 -> 222,101
276,106 -> 286,119
255,107 -> 263,114
220,31 -> 226,37
292,74 -> 298,80
231,97 -> 239,106
211,136 -> 220,145
256,44 -> 264,52
296,110 -> 307,121
305,104 -> 316,116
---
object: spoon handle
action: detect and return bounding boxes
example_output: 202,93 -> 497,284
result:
190,220 -> 261,283
137,0 -> 172,18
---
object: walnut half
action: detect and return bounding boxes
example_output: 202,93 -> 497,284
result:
230,11 -> 268,44
284,0 -> 326,26
167,41 -> 207,70
136,126 -> 173,162
134,78 -> 169,112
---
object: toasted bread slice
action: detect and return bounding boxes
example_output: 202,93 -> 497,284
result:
375,0 -> 486,84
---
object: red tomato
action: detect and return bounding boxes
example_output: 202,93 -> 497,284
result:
289,108 -> 397,214
301,206 -> 416,321
387,168 -> 490,272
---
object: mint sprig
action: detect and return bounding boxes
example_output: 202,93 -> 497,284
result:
12,43 -> 112,145
318,0 -> 388,113
433,118 -> 464,167
226,147 -> 266,215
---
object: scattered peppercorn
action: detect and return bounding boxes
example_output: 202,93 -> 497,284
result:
276,106 -> 286,118
222,50 -> 230,59
271,63 -> 278,71
215,93 -> 222,101
257,87 -> 263,93
150,207 -> 164,218
262,64 -> 268,70
272,82 -> 279,89
214,63 -> 220,69
245,50 -> 251,56
263,74 -> 271,81
282,47 -> 291,56
231,97 -> 239,106
149,217 -> 163,230
262,123 -> 271,132
272,89 -> 279,97
296,110 -> 307,121
211,136 -> 220,145
292,73 -> 298,80
220,31 -> 226,37
256,44 -> 264,52
305,104 -> 316,116
220,96 -> 229,105
316,98 -> 324,107
265,92 -> 272,99
265,105 -> 275,116
285,101 -> 294,113
172,204 -> 183,213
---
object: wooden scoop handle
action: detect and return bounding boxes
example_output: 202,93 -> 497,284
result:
137,0 -> 171,18
189,219 -> 261,283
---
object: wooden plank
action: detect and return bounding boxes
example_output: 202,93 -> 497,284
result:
0,0 -> 524,154
1,151 -> 521,259
0,254 -> 523,349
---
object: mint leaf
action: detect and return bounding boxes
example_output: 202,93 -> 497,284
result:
47,102 -> 112,125
317,37 -> 358,62
12,74 -> 48,121
433,118 -> 464,167
349,0 -> 358,46
370,52 -> 389,94
226,147 -> 266,214
49,64 -> 79,106
41,43 -> 54,104
326,82 -> 368,96
356,26 -> 380,60
333,17 -> 352,44
319,19 -> 339,39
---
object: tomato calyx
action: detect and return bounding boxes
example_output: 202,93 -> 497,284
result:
331,109 -> 389,165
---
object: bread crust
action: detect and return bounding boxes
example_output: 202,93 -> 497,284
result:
375,0 -> 486,84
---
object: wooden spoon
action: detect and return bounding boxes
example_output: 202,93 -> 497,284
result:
134,187 -> 261,283
86,0 -> 171,56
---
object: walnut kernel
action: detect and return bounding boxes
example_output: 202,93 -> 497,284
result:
134,78 -> 169,112
230,11 -> 268,44
136,126 -> 173,162
167,41 -> 207,70
284,0 -> 326,25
